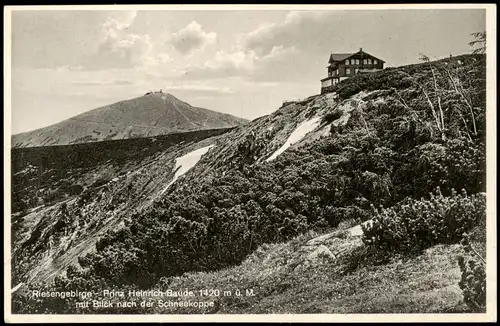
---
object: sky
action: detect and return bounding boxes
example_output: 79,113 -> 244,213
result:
9,7 -> 486,134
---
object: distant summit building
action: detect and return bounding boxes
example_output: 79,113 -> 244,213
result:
320,48 -> 385,93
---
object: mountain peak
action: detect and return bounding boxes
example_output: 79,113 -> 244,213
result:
12,93 -> 247,147
142,91 -> 177,98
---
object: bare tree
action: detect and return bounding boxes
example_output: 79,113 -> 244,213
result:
397,52 -> 480,142
469,31 -> 486,54
420,54 -> 446,136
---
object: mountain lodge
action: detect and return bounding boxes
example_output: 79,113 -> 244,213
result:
320,48 -> 385,94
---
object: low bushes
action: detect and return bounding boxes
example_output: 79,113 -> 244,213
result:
361,188 -> 486,254
361,189 -> 487,312
457,226 -> 486,312
458,255 -> 486,312
322,110 -> 343,124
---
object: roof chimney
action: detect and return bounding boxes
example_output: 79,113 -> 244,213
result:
360,48 -> 363,53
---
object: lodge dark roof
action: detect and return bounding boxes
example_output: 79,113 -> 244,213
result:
329,53 -> 354,62
329,50 -> 386,63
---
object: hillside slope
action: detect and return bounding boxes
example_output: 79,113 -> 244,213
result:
12,93 -> 247,147
11,54 -> 487,314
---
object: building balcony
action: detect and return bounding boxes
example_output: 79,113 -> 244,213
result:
321,76 -> 340,89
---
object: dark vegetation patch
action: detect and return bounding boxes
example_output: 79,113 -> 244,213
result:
11,128 -> 233,214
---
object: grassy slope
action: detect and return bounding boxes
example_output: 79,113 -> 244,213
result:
78,220 -> 478,314
151,224 -> 483,314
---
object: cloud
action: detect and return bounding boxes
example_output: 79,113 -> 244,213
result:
207,50 -> 257,71
175,11 -> 338,82
179,11 -> 366,83
170,21 -> 217,55
79,11 -> 171,70
241,11 -> 333,55
101,11 -> 138,32
167,84 -> 235,95
183,49 -> 256,79
180,44 -> 299,82
71,80 -> 134,86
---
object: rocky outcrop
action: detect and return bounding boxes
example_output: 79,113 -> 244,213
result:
255,224 -> 366,279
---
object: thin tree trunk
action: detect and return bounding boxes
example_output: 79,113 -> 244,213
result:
420,85 -> 445,140
469,243 -> 486,264
399,69 -> 444,139
429,65 -> 446,132
394,89 -> 424,124
458,111 -> 473,142
444,67 -> 477,135
458,81 -> 478,135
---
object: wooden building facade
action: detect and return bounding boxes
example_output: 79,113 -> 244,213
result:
320,48 -> 385,93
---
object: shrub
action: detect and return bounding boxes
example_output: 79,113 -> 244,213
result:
323,205 -> 368,227
68,184 -> 84,195
362,188 -> 486,254
322,110 -> 343,124
457,255 -> 486,312
457,229 -> 486,312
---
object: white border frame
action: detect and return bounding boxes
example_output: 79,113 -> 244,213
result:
4,4 -> 497,323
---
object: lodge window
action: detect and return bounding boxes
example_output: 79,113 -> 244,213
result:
367,59 -> 372,64
345,60 -> 349,65
346,68 -> 351,75
355,59 -> 360,65
373,59 -> 377,64
363,59 -> 367,65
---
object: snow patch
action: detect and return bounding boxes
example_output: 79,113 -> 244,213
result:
266,117 -> 321,162
332,112 -> 351,127
11,283 -> 23,293
350,90 -> 373,100
160,144 -> 215,194
326,92 -> 339,100
321,127 -> 331,137
346,219 -> 374,237
329,96 -> 365,128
